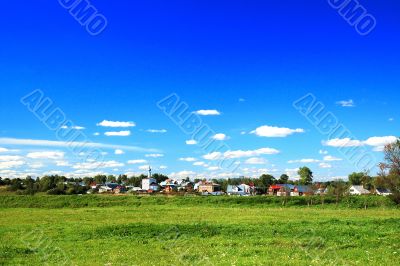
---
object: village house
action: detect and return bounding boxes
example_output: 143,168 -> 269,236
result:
291,185 -> 314,196
196,181 -> 222,193
349,185 -> 371,195
375,188 -> 392,196
227,184 -> 251,196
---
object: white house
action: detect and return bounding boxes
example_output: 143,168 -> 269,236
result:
349,185 -> 370,195
142,178 -> 157,191
376,188 -> 392,196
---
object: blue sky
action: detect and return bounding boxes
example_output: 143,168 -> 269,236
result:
0,0 -> 399,181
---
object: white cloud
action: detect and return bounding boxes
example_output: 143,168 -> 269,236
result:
0,155 -> 23,161
159,165 -> 168,169
323,155 -> 342,161
128,159 -> 147,164
114,149 -> 124,155
104,131 -> 131,137
55,161 -> 70,167
145,154 -> 164,158
179,157 -> 197,162
0,161 -> 25,170
193,161 -> 206,166
170,170 -> 197,178
0,138 -> 159,153
224,148 -> 280,159
336,100 -> 355,107
288,159 -> 320,163
139,165 -> 150,171
0,148 -> 9,153
146,129 -> 167,133
319,150 -> 328,155
195,110 -> 221,116
61,125 -> 85,130
212,133 -> 228,141
27,151 -> 64,160
203,148 -> 279,160
207,166 -> 220,171
97,120 -> 136,127
323,136 -> 397,150
323,138 -> 363,147
363,136 -> 397,147
93,132 -> 100,136
73,160 -> 124,170
251,125 -> 304,138
245,157 -> 268,165
319,163 -> 332,169
29,162 -> 45,169
186,140 -> 198,145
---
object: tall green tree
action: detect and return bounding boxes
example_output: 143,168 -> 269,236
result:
298,167 -> 313,185
348,172 -> 364,185
379,138 -> 400,204
278,174 -> 289,184
259,174 -> 276,187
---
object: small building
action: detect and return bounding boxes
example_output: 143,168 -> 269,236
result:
291,186 -> 314,196
227,184 -> 251,196
349,185 -> 370,195
269,184 -> 295,196
142,178 -> 157,191
376,188 -> 392,196
197,182 -> 221,193
114,185 -> 127,194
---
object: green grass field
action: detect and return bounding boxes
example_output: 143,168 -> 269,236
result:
0,195 -> 399,265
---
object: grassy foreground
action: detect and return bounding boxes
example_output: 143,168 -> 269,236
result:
0,196 -> 399,265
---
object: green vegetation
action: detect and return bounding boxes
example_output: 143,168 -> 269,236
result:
0,195 -> 399,265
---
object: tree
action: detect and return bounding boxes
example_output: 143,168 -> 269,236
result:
328,179 -> 348,206
298,167 -> 313,185
348,172 -> 364,185
379,138 -> 400,204
259,174 -> 276,188
278,174 -> 289,184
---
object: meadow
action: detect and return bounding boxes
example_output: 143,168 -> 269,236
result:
0,195 -> 399,265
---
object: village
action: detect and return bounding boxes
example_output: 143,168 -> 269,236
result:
90,167 -> 392,197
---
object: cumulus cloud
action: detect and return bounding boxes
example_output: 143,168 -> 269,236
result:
0,138 -> 158,153
319,150 -> 328,155
319,163 -> 332,169
203,147 -> 279,160
97,120 -> 136,127
288,159 -> 320,163
323,138 -> 363,147
73,160 -> 124,170
145,154 -> 164,158
195,110 -> 221,116
323,155 -> 342,161
0,155 -> 24,161
186,140 -> 198,145
207,166 -> 220,171
159,165 -> 168,169
193,161 -> 206,166
323,136 -> 397,151
179,157 -> 197,162
26,151 -> 64,160
170,170 -> 197,178
251,125 -> 304,138
128,159 -> 147,164
114,149 -> 124,155
245,157 -> 268,165
212,133 -> 228,141
104,131 -> 131,137
146,129 -> 167,133
0,161 -> 25,170
138,165 -> 150,171
336,100 -> 355,107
